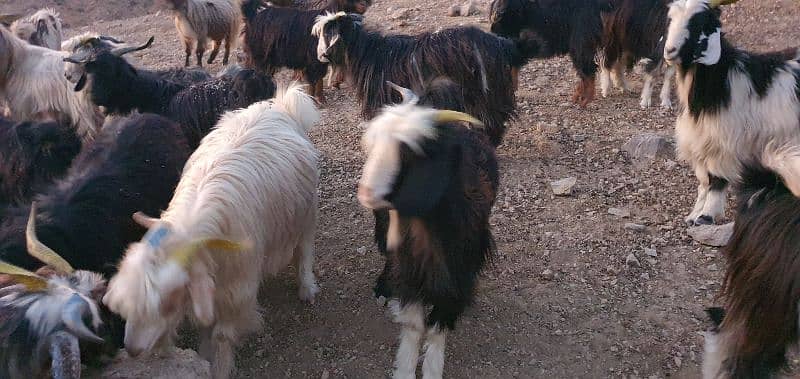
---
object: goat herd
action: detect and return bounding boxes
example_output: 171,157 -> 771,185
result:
0,0 -> 798,377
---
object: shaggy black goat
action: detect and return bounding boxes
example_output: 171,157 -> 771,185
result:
489,0 -> 614,106
241,0 -> 369,103
66,40 -> 276,148
703,156 -> 800,379
600,0 -> 674,109
359,82 -> 498,379
0,117 -> 80,207
313,12 -> 530,146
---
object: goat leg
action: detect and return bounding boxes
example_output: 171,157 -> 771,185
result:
196,39 -> 206,67
207,40 -> 221,65
49,331 -> 81,379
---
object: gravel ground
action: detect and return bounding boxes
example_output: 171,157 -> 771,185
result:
7,0 -> 800,377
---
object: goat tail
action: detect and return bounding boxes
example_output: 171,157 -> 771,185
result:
761,142 -> 800,198
273,81 -> 320,135
241,0 -> 261,21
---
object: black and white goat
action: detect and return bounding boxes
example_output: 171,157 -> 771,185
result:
358,81 -> 498,379
664,0 -> 800,225
0,207 -> 106,379
489,0 -> 614,107
313,12 -> 529,146
703,149 -> 800,378
600,0 -> 675,109
0,117 -> 81,207
65,39 -> 276,148
241,0 -> 370,103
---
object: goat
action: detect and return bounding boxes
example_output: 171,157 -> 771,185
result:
10,8 -> 63,50
104,83 -> 321,379
0,116 -> 81,207
358,82 -> 498,379
0,25 -> 103,143
166,0 -> 241,67
489,0 -> 614,107
663,0 -> 800,225
312,12 -> 530,146
599,0 -> 675,109
0,206 -> 106,379
66,39 -> 276,148
270,0 -> 372,12
703,148 -> 800,378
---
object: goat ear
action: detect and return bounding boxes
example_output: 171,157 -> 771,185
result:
188,263 -> 215,326
693,28 -> 722,65
389,141 -> 457,217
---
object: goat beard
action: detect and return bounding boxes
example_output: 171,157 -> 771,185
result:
73,74 -> 87,92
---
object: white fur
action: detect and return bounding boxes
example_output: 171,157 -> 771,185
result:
600,67 -> 612,98
660,65 -> 675,109
392,302 -> 425,379
641,72 -> 655,108
0,26 -> 101,143
421,327 -> 447,379
702,330 -> 725,379
763,143 -> 800,197
104,83 -> 320,379
358,104 -> 439,209
10,8 -> 62,50
312,12 -> 347,62
173,0 -> 241,65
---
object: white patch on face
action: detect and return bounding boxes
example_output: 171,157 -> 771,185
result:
316,34 -> 338,63
695,29 -> 722,65
312,11 -> 346,63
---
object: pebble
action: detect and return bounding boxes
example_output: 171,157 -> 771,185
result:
608,207 -> 630,218
624,223 -> 646,232
625,253 -> 640,267
541,269 -> 555,280
550,177 -> 577,196
644,248 -> 657,257
688,222 -> 734,247
622,133 -> 674,168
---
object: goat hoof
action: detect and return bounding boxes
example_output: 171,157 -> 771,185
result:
298,282 -> 320,304
694,215 -> 715,225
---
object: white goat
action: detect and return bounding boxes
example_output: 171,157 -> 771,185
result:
10,8 -> 63,50
0,26 -> 102,143
104,83 -> 321,379
167,0 -> 242,67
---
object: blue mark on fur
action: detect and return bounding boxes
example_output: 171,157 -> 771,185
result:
144,226 -> 169,248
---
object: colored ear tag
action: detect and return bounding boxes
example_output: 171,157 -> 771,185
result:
144,225 -> 170,248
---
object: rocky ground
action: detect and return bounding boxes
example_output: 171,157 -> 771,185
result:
6,0 -> 800,377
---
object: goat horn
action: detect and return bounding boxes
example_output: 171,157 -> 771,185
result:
386,81 -> 419,105
62,294 -> 104,343
98,35 -> 125,44
433,110 -> 485,127
132,212 -> 160,229
111,36 -> 154,57
170,239 -> 247,268
709,0 -> 739,7
0,260 -> 48,291
26,204 -> 74,274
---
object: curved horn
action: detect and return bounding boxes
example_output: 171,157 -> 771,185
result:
63,48 -> 95,65
98,35 -> 124,44
709,0 -> 739,7
61,294 -> 104,343
433,110 -> 484,127
26,204 -> 74,274
110,36 -> 154,57
132,211 -> 159,229
0,260 -> 48,291
386,81 -> 419,105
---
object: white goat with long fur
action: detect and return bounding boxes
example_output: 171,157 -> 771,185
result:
104,83 -> 321,379
167,0 -> 241,67
10,8 -> 63,50
664,0 -> 800,225
0,25 -> 102,143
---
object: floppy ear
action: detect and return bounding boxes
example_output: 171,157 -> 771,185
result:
389,141 -> 458,217
694,28 -> 722,65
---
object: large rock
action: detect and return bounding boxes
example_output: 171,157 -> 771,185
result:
89,348 -> 211,379
622,133 -> 674,168
688,222 -> 735,247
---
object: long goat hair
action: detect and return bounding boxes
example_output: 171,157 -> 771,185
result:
0,117 -> 81,207
313,13 -> 523,146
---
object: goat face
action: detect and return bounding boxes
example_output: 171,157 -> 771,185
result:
489,0 -> 530,37
664,0 -> 723,66
359,105 -> 462,217
63,35 -> 126,88
312,12 -> 362,64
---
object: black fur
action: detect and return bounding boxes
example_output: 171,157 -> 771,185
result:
82,52 -> 275,148
320,16 -> 521,145
0,117 -> 81,207
269,0 -> 372,12
709,174 -> 728,191
600,0 -> 670,73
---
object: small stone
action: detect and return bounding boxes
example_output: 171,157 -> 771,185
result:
541,269 -> 554,280
572,134 -> 586,142
622,133 -> 674,168
626,253 -> 640,267
640,273 -> 650,280
550,177 -> 577,196
674,356 -> 683,368
687,222 -> 735,247
608,207 -> 630,218
645,248 -> 657,257
447,4 -> 460,16
664,159 -> 678,170
624,223 -> 646,232
321,370 -> 330,379
460,0 -> 479,16
708,264 -> 718,271
356,246 -> 367,255
391,8 -> 411,20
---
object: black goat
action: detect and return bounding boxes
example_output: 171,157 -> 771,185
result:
600,0 -> 674,109
66,41 -> 276,148
269,0 -> 371,12
489,0 -> 614,107
0,117 -> 80,207
358,81 -> 498,379
704,158 -> 800,379
313,12 -> 531,146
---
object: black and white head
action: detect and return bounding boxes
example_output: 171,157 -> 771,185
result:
0,205 -> 106,378
103,212 -> 247,357
62,36 -> 152,92
664,0 -> 739,67
357,82 -> 483,216
311,12 -> 363,64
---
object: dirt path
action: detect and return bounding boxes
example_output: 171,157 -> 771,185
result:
9,0 -> 799,377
